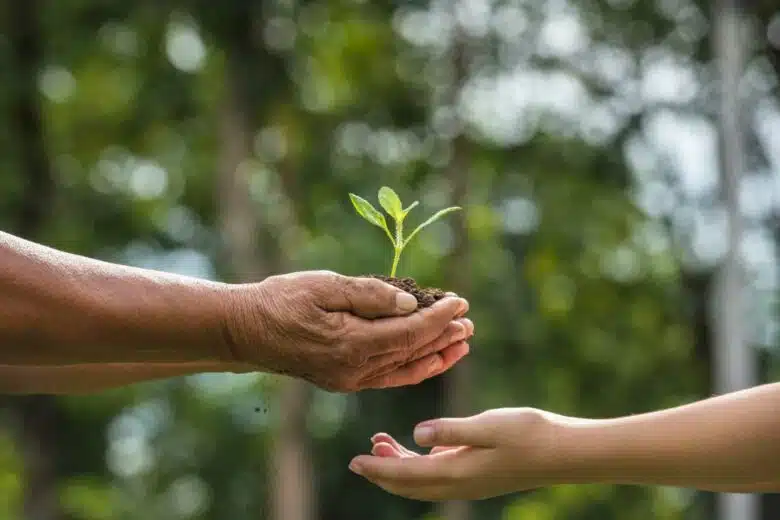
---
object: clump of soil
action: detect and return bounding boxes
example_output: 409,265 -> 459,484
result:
368,275 -> 446,309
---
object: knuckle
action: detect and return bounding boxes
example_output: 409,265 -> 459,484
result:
432,424 -> 448,444
342,275 -> 361,291
480,408 -> 508,422
449,321 -> 466,341
339,280 -> 360,309
262,274 -> 282,286
419,358 -> 439,381
310,269 -> 337,278
361,277 -> 386,296
321,270 -> 342,286
307,270 -> 341,296
325,311 -> 349,333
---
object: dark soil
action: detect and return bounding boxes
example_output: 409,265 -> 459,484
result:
368,275 -> 446,309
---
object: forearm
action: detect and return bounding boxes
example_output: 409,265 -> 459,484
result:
548,383 -> 780,492
0,362 -> 255,394
0,231 -> 236,365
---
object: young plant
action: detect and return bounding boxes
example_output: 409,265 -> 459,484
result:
349,186 -> 461,278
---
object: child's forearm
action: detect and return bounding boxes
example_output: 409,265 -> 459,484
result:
549,383 -> 780,492
0,362 -> 254,394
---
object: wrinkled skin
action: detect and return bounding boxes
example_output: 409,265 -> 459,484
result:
226,271 -> 474,392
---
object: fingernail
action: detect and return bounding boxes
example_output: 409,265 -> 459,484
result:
396,292 -> 418,312
456,299 -> 468,315
349,460 -> 363,474
413,424 -> 435,445
453,322 -> 468,341
459,318 -> 474,336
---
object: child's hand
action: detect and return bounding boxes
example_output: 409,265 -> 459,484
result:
348,408 -> 563,501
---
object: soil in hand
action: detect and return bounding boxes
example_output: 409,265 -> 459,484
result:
369,275 -> 446,309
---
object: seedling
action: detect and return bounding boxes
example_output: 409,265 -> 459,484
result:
349,186 -> 461,278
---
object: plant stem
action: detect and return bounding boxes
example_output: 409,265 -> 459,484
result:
390,247 -> 401,278
390,216 -> 404,278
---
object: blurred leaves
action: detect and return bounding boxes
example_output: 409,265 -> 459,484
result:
0,0 -> 778,518
0,432 -> 22,520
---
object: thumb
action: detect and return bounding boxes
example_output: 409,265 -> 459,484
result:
321,274 -> 419,318
413,415 -> 493,448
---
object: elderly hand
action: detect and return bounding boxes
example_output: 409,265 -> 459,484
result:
224,271 -> 474,392
348,408 -> 560,501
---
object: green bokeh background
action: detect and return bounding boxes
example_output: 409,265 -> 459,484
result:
0,0 -> 779,519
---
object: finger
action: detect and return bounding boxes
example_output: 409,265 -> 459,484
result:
444,292 -> 470,319
369,341 -> 470,389
460,317 -> 474,337
371,433 -> 419,457
367,317 -> 470,368
375,435 -> 464,456
360,341 -> 470,389
370,433 -> 412,454
371,442 -> 403,458
417,341 -> 470,380
317,274 -> 419,318
413,413 -> 493,448
371,432 -> 394,445
357,318 -> 467,383
430,446 -> 460,455
359,296 -> 469,355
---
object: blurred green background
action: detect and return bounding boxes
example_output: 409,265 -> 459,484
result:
0,0 -> 779,519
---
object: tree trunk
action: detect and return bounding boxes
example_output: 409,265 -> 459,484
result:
438,13 -> 473,518
270,380 -> 315,520
438,136 -> 473,520
13,398 -> 63,520
216,54 -> 315,520
4,1 -> 63,519
753,0 -> 780,513
711,1 -> 760,518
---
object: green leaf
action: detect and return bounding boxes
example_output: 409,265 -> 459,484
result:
349,193 -> 395,245
378,186 -> 404,221
402,206 -> 461,249
403,201 -> 419,217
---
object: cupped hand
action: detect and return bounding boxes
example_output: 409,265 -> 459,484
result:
348,408 -> 561,501
224,270 -> 474,392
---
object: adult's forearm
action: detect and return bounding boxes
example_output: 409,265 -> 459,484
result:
549,383 -> 780,492
0,362 -> 254,394
0,231 -> 236,365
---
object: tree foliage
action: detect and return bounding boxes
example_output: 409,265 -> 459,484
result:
0,0 -> 778,519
